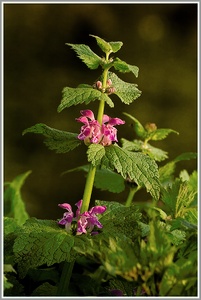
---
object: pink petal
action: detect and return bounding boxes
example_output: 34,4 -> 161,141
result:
108,118 -> 125,126
58,203 -> 72,212
80,110 -> 95,120
89,205 -> 107,215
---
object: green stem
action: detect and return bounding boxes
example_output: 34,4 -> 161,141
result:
80,59 -> 110,213
80,164 -> 96,214
57,260 -> 75,296
125,186 -> 140,207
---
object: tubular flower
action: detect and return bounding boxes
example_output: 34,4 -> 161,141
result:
58,200 -> 106,235
76,110 -> 125,146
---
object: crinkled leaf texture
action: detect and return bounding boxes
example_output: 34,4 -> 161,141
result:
4,171 -> 30,226
13,218 -> 76,278
161,178 -> 197,225
23,123 -> 81,153
58,86 -> 114,112
108,72 -> 142,104
87,143 -> 160,199
121,138 -> 168,162
66,43 -> 102,69
63,164 -> 125,193
73,201 -> 141,277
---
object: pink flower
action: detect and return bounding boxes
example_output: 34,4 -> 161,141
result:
58,200 -> 107,235
76,110 -> 102,145
76,110 -> 125,146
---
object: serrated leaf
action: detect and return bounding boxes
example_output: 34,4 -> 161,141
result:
121,138 -> 142,151
97,144 -> 160,199
66,43 -> 102,69
113,58 -> 139,77
148,128 -> 179,141
108,72 -> 142,104
87,144 -> 105,167
23,123 -> 81,153
123,112 -> 146,138
162,180 -> 197,219
13,218 -> 75,278
4,171 -> 30,226
58,87 -> 102,112
90,35 -> 123,54
74,202 -> 140,277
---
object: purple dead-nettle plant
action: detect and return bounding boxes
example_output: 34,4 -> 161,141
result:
76,109 -> 125,146
58,200 -> 107,235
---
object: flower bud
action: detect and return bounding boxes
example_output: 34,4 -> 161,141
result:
145,122 -> 157,132
96,80 -> 102,90
107,87 -> 116,95
106,79 -> 112,87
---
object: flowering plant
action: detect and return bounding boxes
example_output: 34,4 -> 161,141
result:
4,35 -> 197,297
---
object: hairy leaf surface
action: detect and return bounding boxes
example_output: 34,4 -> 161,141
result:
13,218 -> 75,278
66,43 -> 102,69
23,123 -> 81,153
108,72 -> 142,104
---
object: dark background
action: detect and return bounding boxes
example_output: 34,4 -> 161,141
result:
4,3 -> 197,219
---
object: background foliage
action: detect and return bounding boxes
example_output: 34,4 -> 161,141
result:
4,3 -> 197,219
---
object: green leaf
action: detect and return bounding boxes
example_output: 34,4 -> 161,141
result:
161,180 -> 197,219
90,35 -> 123,54
66,43 -> 102,69
32,282 -> 57,296
159,153 -> 197,184
87,144 -> 105,167
13,218 -> 76,278
108,72 -> 142,104
63,164 -> 125,193
123,113 -> 146,138
23,123 -> 81,153
73,202 -> 141,278
174,152 -> 197,162
159,252 -> 197,296
4,171 -> 30,226
94,168 -> 125,193
97,144 -> 160,199
122,138 -> 168,162
4,217 -> 21,237
99,92 -> 114,108
148,128 -> 179,141
58,87 -> 102,112
109,41 -> 123,53
113,57 -> 139,77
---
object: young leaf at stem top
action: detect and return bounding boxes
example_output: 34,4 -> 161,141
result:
90,35 -> 123,54
66,43 -> 102,70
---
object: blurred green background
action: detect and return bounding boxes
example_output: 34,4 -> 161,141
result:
4,3 -> 197,219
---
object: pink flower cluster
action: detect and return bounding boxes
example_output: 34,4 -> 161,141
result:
58,200 -> 107,235
76,110 -> 125,146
